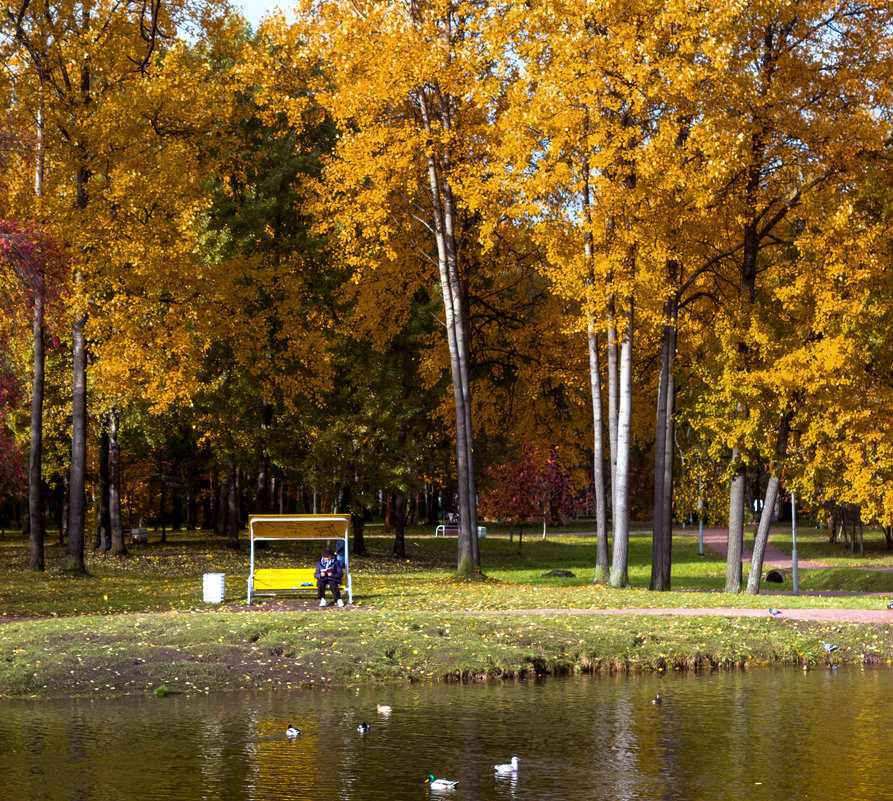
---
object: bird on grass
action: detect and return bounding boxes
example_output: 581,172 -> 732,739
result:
285,725 -> 301,739
425,775 -> 458,791
769,608 -> 782,617
887,600 -> 893,610
822,641 -> 838,654
652,693 -> 663,705
494,756 -> 519,774
357,721 -> 371,733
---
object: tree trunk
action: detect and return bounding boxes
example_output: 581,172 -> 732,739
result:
610,299 -> 633,588
255,397 -> 272,514
650,294 -> 677,591
28,272 -> 45,572
392,491 -> 406,558
352,512 -> 366,557
158,477 -> 167,543
589,328 -> 610,583
746,410 -> 793,595
108,409 -> 126,556
63,300 -> 88,574
95,423 -> 110,551
606,299 -> 619,520
582,158 -> 610,583
226,458 -> 239,549
27,94 -> 46,572
63,62 -> 91,574
215,470 -> 229,536
417,88 -> 478,577
726,446 -> 746,593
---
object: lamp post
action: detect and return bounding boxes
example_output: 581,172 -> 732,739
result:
698,478 -> 704,556
791,490 -> 799,596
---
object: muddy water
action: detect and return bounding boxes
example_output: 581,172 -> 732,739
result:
1,667 -> 892,800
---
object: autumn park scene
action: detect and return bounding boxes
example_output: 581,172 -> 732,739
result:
4,0 -> 893,740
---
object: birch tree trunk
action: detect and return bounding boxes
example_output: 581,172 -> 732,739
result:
726,445 -> 746,593
417,87 -> 478,576
746,410 -> 793,594
582,159 -> 610,581
606,300 -> 619,519
589,329 -> 610,583
610,300 -> 633,588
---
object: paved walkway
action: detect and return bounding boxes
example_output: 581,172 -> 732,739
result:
681,525 -> 827,569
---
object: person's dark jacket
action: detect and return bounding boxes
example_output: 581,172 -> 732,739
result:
314,555 -> 343,583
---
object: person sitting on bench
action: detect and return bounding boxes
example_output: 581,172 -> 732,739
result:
314,547 -> 344,607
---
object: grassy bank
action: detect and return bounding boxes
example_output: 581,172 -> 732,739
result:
2,525 -> 893,699
2,609 -> 890,699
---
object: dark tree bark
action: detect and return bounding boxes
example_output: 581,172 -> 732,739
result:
392,491 -> 406,558
651,289 -> 677,591
108,409 -> 126,556
28,270 -> 45,572
255,398 -> 272,514
95,423 -> 110,550
63,296 -> 88,574
226,458 -> 239,549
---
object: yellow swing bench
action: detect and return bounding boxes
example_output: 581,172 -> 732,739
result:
247,514 -> 352,605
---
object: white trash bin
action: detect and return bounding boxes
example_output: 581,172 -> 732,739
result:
203,573 -> 225,603
477,526 -> 487,538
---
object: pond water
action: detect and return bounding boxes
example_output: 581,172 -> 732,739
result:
1,667 -> 892,800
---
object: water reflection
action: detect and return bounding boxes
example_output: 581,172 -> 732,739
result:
2,668 -> 893,800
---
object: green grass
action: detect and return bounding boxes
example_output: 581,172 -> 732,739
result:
2,523 -> 893,699
0,608 -> 887,698
3,525 -> 893,619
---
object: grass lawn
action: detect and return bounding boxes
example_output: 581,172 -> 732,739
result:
3,523 -> 893,617
2,523 -> 893,699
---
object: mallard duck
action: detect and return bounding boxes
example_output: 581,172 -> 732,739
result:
425,775 -> 458,790
285,725 -> 301,738
376,704 -> 392,715
357,721 -> 371,733
494,755 -> 519,773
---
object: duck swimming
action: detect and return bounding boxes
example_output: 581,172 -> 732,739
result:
357,721 -> 371,733
285,725 -> 301,738
494,756 -> 519,773
376,704 -> 392,715
425,775 -> 458,790
652,693 -> 663,705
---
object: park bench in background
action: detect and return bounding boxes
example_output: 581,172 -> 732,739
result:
247,514 -> 352,604
435,524 -> 487,538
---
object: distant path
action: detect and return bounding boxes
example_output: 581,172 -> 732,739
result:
676,525 -> 830,569
475,607 -> 893,623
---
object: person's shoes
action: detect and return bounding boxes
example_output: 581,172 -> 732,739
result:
337,599 -> 345,607
319,599 -> 327,607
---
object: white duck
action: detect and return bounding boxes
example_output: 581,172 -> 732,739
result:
494,755 -> 519,773
425,775 -> 458,790
376,704 -> 392,715
285,725 -> 301,738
